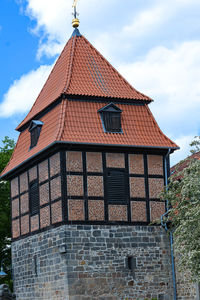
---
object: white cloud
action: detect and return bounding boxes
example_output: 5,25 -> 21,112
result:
123,5 -> 167,37
118,41 -> 200,164
20,0 -> 115,58
16,0 -> 200,60
23,0 -> 71,58
170,134 -> 195,167
123,0 -> 200,38
118,41 -> 200,125
0,64 -> 53,117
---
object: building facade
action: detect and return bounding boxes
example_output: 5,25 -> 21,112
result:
1,22 -> 197,300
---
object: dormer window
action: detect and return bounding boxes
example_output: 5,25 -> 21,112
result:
28,120 -> 43,149
98,103 -> 122,133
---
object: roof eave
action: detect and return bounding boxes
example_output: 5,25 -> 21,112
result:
0,141 -> 179,180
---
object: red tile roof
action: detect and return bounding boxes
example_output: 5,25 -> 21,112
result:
1,28 -> 179,178
2,103 -> 64,177
170,151 -> 200,176
1,100 -> 178,177
61,101 -> 177,148
16,29 -> 152,131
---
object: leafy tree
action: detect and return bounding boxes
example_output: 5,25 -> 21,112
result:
0,136 -> 15,288
162,157 -> 200,282
190,135 -> 200,154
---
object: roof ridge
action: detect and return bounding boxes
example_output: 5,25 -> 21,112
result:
145,105 -> 179,148
62,35 -> 77,94
79,35 -> 152,101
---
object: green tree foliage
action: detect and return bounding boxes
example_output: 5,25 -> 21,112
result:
162,158 -> 200,282
0,136 -> 15,288
190,135 -> 200,154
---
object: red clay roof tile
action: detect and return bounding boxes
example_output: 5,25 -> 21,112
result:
1,103 -> 64,177
16,30 -> 152,131
1,100 -> 178,178
1,29 -> 179,178
170,151 -> 200,176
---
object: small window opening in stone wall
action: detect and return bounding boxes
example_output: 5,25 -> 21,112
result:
127,256 -> 136,272
34,256 -> 38,276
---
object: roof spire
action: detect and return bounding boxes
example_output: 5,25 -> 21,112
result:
72,0 -> 80,28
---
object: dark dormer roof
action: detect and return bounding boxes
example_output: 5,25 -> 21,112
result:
28,120 -> 44,132
98,103 -> 122,113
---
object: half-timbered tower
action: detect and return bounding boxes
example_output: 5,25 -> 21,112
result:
1,15 -> 184,300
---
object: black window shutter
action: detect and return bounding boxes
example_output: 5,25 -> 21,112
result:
30,180 -> 39,215
30,127 -> 42,149
106,169 -> 126,202
103,112 -> 121,133
110,113 -> 121,131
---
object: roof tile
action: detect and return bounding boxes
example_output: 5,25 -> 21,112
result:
17,30 -> 151,130
1,29 -> 179,178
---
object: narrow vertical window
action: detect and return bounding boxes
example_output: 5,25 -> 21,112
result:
106,169 -> 127,202
29,180 -> 39,215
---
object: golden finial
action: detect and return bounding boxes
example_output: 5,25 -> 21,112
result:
72,0 -> 80,28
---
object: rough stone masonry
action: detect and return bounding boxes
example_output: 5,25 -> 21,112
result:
12,224 -> 174,300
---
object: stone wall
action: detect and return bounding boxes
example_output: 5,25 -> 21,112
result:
12,224 -> 174,300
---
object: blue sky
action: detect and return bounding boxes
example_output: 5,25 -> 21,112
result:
0,0 -> 200,165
